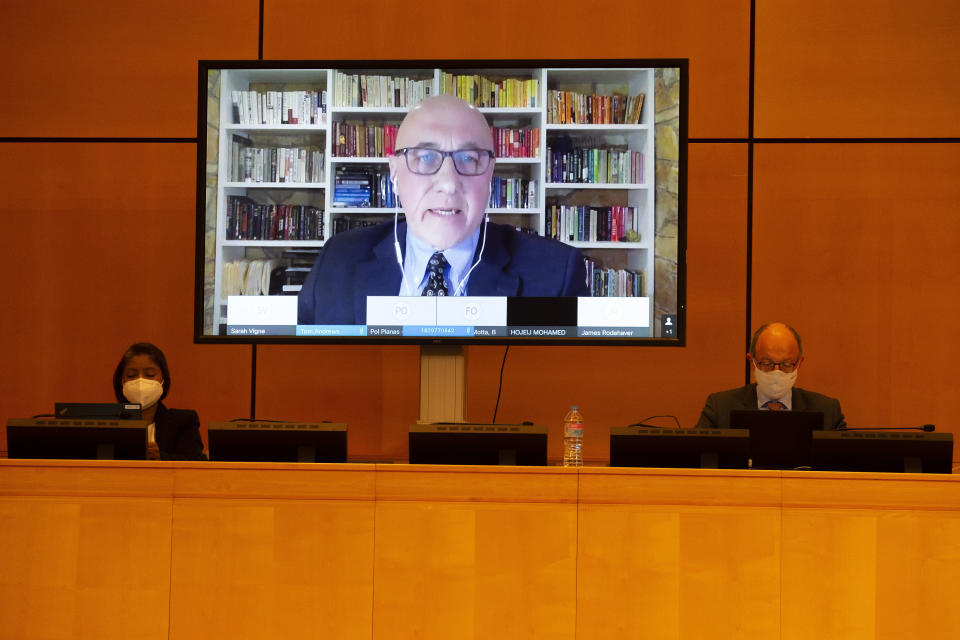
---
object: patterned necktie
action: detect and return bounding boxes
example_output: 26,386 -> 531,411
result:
763,400 -> 786,411
422,251 -> 449,296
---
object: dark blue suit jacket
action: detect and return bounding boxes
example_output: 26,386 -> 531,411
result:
298,221 -> 589,325
694,383 -> 846,430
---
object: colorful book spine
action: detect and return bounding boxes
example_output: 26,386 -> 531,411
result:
332,167 -> 396,209
231,146 -> 324,184
231,89 -> 327,125
491,126 -> 540,158
226,196 -> 324,241
582,258 -> 645,297
546,147 -> 644,184
547,90 -> 645,125
488,178 -> 536,209
332,122 -> 399,157
333,72 -> 432,107
439,72 -> 539,108
545,205 -> 640,242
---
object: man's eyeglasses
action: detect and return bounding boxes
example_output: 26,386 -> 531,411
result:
394,147 -> 495,176
754,360 -> 799,373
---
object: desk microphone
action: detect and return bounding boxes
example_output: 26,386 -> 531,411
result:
837,424 -> 935,432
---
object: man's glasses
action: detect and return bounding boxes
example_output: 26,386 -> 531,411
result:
754,360 -> 799,373
394,147 -> 495,176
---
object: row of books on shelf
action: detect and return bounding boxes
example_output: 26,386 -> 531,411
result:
231,90 -> 327,126
333,122 -> 398,158
225,197 -> 325,241
334,71 -> 433,108
223,259 -> 285,296
230,137 -> 325,184
546,205 -> 641,243
547,90 -> 645,125
492,127 -> 540,158
585,259 -> 645,297
440,72 -> 538,108
332,167 -> 396,208
546,147 -> 644,184
489,177 -> 536,209
330,122 -> 539,160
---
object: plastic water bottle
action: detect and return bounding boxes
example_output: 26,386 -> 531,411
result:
562,406 -> 584,467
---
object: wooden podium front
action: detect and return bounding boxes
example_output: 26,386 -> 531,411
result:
1,460 -> 958,639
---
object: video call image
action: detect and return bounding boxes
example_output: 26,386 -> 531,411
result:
198,60 -> 686,342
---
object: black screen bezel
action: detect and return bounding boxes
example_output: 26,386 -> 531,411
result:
194,58 -> 688,346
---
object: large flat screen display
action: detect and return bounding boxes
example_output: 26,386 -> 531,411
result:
196,59 -> 687,344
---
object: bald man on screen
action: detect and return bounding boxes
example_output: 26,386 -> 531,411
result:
298,95 -> 588,325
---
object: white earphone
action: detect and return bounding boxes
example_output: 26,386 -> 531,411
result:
392,175 -> 415,296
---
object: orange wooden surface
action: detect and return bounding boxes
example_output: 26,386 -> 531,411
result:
752,144 -> 960,459
755,0 -> 960,138
167,463 -> 377,639
3,461 -> 959,640
0,497 -> 174,640
577,468 -> 783,639
373,466 -> 579,640
170,498 -> 376,639
263,0 -> 751,140
779,471 -> 960,640
0,462 -> 176,640
0,0 -> 259,138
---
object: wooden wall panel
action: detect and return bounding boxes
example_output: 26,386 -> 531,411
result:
169,498 -> 376,639
577,469 -> 782,639
372,466 -> 578,640
0,498 -> 173,640
0,143 -> 249,456
752,144 -> 960,457
779,474 -> 960,638
167,463 -> 376,639
262,0 -> 751,139
3,462 -> 958,639
755,0 -> 960,138
0,0 -> 259,138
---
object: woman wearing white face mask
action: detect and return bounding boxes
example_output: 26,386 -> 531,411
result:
112,342 -> 206,460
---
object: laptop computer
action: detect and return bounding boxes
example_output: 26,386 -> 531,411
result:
729,410 -> 825,470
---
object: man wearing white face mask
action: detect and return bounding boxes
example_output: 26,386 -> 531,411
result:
695,322 -> 846,430
112,342 -> 206,460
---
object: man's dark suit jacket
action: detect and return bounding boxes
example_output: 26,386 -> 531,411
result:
298,221 -> 589,325
154,403 -> 207,460
695,383 -> 846,430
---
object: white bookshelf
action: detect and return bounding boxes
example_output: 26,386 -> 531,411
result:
209,65 -> 658,328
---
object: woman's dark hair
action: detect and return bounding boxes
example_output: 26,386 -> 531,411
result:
113,342 -> 171,402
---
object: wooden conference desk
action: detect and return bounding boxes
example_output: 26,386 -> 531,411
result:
1,460 -> 958,640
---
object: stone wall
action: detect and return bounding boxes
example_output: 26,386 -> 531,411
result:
654,67 -> 681,335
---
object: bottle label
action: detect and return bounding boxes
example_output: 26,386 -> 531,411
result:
564,422 -> 583,438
